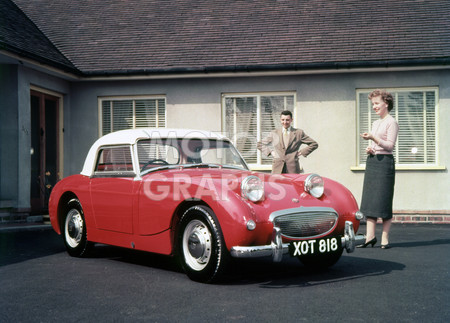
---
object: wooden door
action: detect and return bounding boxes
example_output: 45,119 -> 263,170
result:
30,90 -> 59,214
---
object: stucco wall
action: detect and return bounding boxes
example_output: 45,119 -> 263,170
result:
0,65 -> 19,207
65,69 -> 449,212
294,71 -> 449,212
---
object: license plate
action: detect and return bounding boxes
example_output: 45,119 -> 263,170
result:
289,237 -> 341,257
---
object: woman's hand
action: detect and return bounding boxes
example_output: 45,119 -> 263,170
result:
365,146 -> 375,155
360,132 -> 373,141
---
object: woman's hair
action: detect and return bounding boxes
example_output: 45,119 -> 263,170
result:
368,89 -> 394,111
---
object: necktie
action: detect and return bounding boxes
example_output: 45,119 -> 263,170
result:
283,129 -> 289,148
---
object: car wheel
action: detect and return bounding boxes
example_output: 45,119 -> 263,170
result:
62,199 -> 92,257
178,206 -> 228,283
299,248 -> 343,269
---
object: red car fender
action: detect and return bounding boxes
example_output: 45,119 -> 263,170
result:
140,170 -> 259,247
49,175 -> 92,235
321,177 -> 361,233
193,189 -> 260,251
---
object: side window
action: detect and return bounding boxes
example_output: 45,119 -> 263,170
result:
137,140 -> 180,171
95,146 -> 134,175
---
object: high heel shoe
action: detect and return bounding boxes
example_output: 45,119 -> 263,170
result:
380,244 -> 391,249
357,237 -> 377,248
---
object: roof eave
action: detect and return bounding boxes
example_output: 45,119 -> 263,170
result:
3,49 -> 449,81
77,57 -> 450,80
0,46 -> 82,77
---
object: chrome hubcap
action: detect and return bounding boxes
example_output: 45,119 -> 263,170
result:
183,220 -> 212,271
65,209 -> 83,248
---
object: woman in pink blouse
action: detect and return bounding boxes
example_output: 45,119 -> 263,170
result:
358,89 -> 399,249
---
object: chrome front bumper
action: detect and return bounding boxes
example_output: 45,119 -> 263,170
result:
230,221 -> 365,262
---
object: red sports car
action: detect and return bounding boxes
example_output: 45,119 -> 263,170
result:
49,128 -> 364,283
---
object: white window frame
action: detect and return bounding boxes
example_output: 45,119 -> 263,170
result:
98,95 -> 166,136
354,87 -> 444,170
222,92 -> 296,170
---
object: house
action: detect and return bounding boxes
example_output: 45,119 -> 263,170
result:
1,0 -> 449,223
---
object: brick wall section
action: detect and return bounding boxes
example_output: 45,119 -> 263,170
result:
391,211 -> 450,224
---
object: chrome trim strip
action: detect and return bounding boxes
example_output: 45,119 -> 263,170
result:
230,245 -> 287,259
230,226 -> 289,262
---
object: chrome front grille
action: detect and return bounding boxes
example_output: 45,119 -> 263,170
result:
270,207 -> 338,239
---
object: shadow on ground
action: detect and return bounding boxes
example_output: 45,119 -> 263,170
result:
83,243 -> 406,287
4,229 -> 448,287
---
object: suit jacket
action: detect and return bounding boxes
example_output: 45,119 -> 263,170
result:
257,127 -> 318,174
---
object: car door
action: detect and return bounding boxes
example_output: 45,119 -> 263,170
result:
90,145 -> 135,234
136,139 -> 181,235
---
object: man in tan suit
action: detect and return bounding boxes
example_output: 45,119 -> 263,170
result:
257,110 -> 318,174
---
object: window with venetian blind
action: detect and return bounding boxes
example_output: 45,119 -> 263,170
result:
223,93 -> 295,166
100,97 -> 166,135
357,88 -> 438,168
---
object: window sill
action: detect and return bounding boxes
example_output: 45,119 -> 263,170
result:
249,165 -> 272,172
351,165 -> 447,171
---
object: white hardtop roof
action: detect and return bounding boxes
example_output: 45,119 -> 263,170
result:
92,128 -> 228,146
81,128 -> 230,176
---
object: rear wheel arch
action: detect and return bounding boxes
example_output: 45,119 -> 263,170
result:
61,197 -> 93,257
57,192 -> 79,234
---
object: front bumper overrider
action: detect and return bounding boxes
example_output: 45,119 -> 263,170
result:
230,221 -> 364,262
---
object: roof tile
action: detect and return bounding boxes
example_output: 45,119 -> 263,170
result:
4,0 -> 450,75
1,0 -> 77,72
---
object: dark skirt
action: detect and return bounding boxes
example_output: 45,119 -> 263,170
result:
360,154 -> 395,220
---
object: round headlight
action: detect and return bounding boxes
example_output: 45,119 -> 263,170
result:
304,173 -> 324,198
241,175 -> 264,202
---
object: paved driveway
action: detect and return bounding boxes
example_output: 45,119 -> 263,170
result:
0,223 -> 449,322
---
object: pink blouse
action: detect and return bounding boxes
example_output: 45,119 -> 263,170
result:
370,115 -> 399,155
